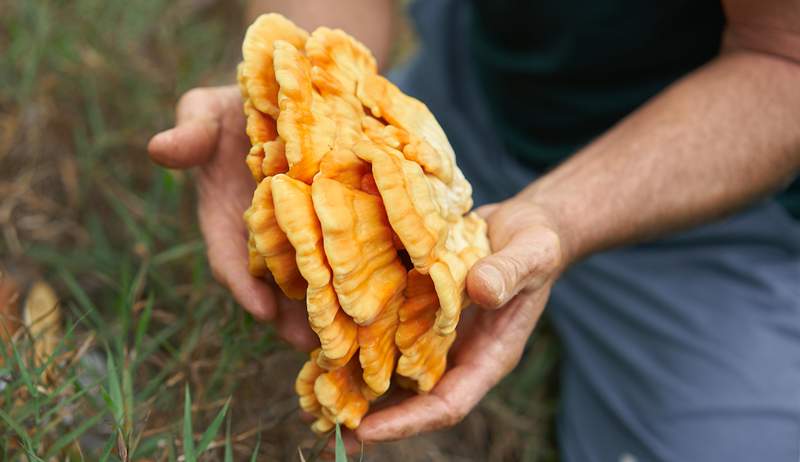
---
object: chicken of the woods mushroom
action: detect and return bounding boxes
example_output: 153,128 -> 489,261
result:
238,13 -> 490,432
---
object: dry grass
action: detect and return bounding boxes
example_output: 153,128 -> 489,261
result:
0,1 -> 558,460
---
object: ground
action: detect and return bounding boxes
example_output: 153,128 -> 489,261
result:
0,1 -> 558,460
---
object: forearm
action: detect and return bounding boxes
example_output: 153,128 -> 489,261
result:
246,0 -> 395,67
523,50 -> 800,266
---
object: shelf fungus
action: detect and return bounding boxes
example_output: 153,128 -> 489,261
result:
240,14 -> 490,431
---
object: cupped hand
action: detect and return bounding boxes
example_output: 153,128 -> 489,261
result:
147,85 -> 316,350
354,197 -> 565,443
149,86 -> 564,446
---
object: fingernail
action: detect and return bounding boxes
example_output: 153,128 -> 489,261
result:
476,265 -> 505,306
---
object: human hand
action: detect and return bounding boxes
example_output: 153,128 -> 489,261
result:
147,85 -> 316,350
355,197 -> 565,443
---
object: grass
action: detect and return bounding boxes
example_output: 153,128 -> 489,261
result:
0,1 -> 559,460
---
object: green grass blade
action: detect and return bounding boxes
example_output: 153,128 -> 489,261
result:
305,431 -> 331,462
60,270 -> 107,331
0,408 -> 36,449
151,241 -> 204,267
133,294 -> 154,356
195,397 -> 230,454
183,384 -> 195,462
43,411 -> 104,458
99,433 -> 117,462
120,356 -> 135,451
249,435 -> 261,462
224,414 -> 233,462
167,436 -> 177,462
101,186 -> 151,249
9,338 -> 37,398
335,424 -> 348,462
18,373 -> 82,422
106,353 -> 123,424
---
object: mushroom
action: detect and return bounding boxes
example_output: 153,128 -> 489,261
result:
239,14 -> 490,431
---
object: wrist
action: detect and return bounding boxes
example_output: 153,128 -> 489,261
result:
512,185 -> 580,274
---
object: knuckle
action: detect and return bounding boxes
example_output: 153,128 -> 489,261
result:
178,87 -> 208,108
492,252 -> 532,292
502,228 -> 564,292
441,400 -> 467,427
176,87 -> 217,120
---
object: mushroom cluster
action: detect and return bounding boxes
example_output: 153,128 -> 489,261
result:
238,14 -> 490,432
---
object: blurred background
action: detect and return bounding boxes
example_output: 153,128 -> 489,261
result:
0,1 -> 558,460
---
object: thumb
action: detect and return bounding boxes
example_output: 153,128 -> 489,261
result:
147,86 -> 239,169
467,216 -> 563,310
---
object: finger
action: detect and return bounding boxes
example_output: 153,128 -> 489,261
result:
274,297 -> 318,351
366,387 -> 416,413
355,363 -> 492,442
147,86 -> 238,169
148,121 -> 218,169
359,290 -> 547,443
467,226 -> 561,309
202,214 -> 279,321
449,305 -> 478,353
225,266 -> 279,322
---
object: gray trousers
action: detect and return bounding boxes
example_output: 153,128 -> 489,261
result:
391,1 -> 800,460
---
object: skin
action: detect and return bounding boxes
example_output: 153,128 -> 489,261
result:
148,0 -> 800,452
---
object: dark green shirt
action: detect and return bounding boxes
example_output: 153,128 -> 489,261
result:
469,0 -> 799,216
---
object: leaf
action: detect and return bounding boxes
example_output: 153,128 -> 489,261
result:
18,373 -> 82,422
167,437 -> 177,462
119,353 -> 135,450
59,269 -> 106,332
99,433 -> 117,462
249,435 -> 261,462
9,338 -> 36,397
133,295 -> 153,356
0,408 -> 35,449
106,353 -> 123,424
151,241 -> 204,267
335,424 -> 348,462
195,397 -> 230,454
183,385 -> 195,462
44,411 -> 104,458
305,431 -> 331,462
224,414 -> 233,462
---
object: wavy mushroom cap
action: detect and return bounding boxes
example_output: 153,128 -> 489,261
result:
244,176 -> 306,299
272,174 -> 358,367
242,14 -> 309,119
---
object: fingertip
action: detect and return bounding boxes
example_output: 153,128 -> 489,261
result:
467,262 -> 506,309
147,130 -> 176,165
147,127 -> 197,170
355,408 -> 394,443
356,390 -> 462,442
278,322 -> 318,352
229,275 -> 279,321
147,120 -> 218,169
275,297 -> 319,351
